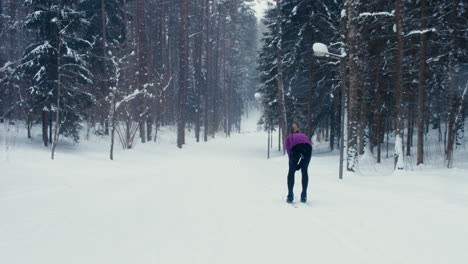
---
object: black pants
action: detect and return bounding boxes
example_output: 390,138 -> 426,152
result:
287,143 -> 312,196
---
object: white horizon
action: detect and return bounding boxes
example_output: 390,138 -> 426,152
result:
250,0 -> 273,20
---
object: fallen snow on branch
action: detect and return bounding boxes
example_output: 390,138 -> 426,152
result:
359,10 -> 394,18
405,28 -> 436,37
115,89 -> 145,110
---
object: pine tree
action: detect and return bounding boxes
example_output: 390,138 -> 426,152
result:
80,0 -> 127,134
15,0 -> 94,149
177,0 -> 189,148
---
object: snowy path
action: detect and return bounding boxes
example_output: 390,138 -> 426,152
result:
1,117 -> 468,264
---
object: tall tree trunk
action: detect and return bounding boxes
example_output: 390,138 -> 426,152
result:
267,128 -> 270,159
222,12 -> 228,135
8,0 -> 17,59
139,121 -> 146,143
227,2 -> 236,137
212,5 -> 222,136
204,0 -> 212,142
136,0 -> 148,143
386,119 -> 390,158
278,127 -> 281,152
49,115 -> 52,144
51,0 -> 63,160
346,0 -> 359,171
110,93 -> 116,160
416,0 -> 427,165
42,110 -> 48,147
358,85 -> 367,156
445,0 -> 458,168
194,0 -> 204,142
101,0 -> 115,160
393,0 -> 405,170
177,0 -> 189,148
276,0 -> 287,154
406,85 -> 414,156
27,115 -> 32,139
375,68 -> 382,163
147,119 -> 152,141
338,10 -> 347,179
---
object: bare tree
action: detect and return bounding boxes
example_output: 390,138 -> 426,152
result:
275,0 -> 287,153
393,0 -> 405,170
135,0 -> 149,143
346,0 -> 359,171
177,0 -> 189,148
193,0 -> 204,142
204,0 -> 212,142
416,0 -> 427,165
51,0 -> 64,160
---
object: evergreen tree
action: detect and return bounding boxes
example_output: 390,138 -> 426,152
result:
79,0 -> 128,136
15,0 -> 94,146
257,0 -> 340,150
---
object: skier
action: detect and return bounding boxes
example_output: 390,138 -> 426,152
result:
284,124 -> 312,203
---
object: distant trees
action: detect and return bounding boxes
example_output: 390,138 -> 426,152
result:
258,0 -> 467,169
0,0 -> 259,159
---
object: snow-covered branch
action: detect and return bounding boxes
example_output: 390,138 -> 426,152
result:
359,10 -> 395,18
405,28 -> 436,37
115,89 -> 146,110
162,76 -> 173,92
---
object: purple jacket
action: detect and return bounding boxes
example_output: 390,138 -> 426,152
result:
284,133 -> 312,155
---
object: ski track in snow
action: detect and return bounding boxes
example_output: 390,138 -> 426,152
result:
1,113 -> 468,264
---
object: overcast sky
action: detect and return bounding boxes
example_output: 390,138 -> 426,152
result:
250,0 -> 273,20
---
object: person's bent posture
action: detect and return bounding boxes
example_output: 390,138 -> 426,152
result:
284,124 -> 312,203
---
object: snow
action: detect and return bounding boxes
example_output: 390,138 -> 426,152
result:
34,66 -> 46,82
405,28 -> 436,37
394,134 -> 404,170
1,111 -> 468,264
115,89 -> 144,110
0,61 -> 15,72
30,41 -> 54,56
359,10 -> 395,18
254,92 -> 264,102
292,6 -> 298,16
249,0 -> 272,20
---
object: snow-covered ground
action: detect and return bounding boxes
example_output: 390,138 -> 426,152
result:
1,112 -> 468,264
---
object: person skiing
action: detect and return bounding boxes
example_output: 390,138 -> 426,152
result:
284,124 -> 312,203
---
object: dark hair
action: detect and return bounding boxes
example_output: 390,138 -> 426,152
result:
291,124 -> 300,134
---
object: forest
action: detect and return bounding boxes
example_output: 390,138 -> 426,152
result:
1,0 -> 467,171
0,0 -> 258,159
1,2 -> 468,262
257,0 -> 467,170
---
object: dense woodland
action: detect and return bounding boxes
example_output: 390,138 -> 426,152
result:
0,0 -> 258,159
257,0 -> 467,169
1,0 -> 467,171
